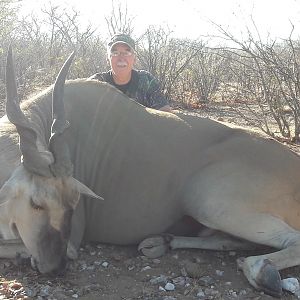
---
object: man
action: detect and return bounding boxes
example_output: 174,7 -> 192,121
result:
89,33 -> 172,112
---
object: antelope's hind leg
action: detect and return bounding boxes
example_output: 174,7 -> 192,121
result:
139,212 -> 300,297
201,212 -> 300,298
238,226 -> 300,298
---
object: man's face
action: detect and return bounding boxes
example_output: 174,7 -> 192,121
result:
109,43 -> 135,78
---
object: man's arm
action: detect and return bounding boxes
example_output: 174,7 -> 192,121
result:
144,72 -> 172,111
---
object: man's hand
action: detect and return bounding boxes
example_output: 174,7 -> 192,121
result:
159,105 -> 172,112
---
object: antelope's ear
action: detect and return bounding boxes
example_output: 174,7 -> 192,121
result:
71,177 -> 104,200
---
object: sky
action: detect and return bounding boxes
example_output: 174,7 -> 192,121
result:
19,0 -> 300,43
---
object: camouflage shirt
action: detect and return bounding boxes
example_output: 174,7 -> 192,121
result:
89,70 -> 169,110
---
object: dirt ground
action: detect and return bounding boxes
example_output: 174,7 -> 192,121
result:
1,104 -> 300,300
2,243 -> 300,300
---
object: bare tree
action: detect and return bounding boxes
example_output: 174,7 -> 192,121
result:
137,26 -> 201,101
2,1 -> 300,144
0,4 -> 106,105
105,0 -> 135,36
215,21 -> 300,142
180,47 -> 228,105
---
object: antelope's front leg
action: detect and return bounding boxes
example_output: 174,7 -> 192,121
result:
0,239 -> 29,259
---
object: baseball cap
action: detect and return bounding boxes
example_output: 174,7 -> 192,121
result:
107,33 -> 136,52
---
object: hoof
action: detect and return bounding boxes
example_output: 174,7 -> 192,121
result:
256,259 -> 282,298
138,234 -> 173,258
241,257 -> 282,298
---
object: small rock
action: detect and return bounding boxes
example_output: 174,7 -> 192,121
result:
79,262 -> 87,270
101,261 -> 109,268
231,291 -> 238,298
228,289 -> 238,298
141,265 -> 151,272
152,258 -> 161,264
65,289 -> 76,296
124,258 -> 134,267
282,277 -> 300,293
140,255 -> 150,261
204,287 -> 219,296
112,254 -> 122,261
239,289 -> 248,296
196,288 -> 205,298
150,275 -> 168,285
86,265 -> 95,271
165,282 -> 175,291
172,276 -> 186,286
24,287 -> 38,297
184,261 -> 203,278
39,285 -> 51,297
215,269 -> 224,276
198,275 -> 215,286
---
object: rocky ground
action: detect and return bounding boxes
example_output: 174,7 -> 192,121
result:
1,242 -> 300,300
0,104 -> 300,300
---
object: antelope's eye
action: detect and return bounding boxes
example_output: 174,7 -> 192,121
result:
30,198 -> 44,211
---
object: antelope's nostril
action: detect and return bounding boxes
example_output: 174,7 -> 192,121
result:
48,257 -> 68,276
31,256 -> 68,275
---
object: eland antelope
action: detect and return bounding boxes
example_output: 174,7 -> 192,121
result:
1,48 -> 300,298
